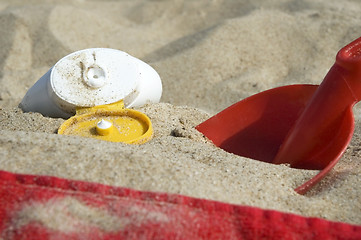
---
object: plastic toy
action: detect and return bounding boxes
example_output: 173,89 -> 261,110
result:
20,48 -> 161,144
58,100 -> 153,144
196,36 -> 361,194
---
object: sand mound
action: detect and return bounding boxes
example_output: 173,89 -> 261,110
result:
0,0 -> 360,225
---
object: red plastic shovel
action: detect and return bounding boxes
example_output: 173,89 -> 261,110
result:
196,36 -> 361,194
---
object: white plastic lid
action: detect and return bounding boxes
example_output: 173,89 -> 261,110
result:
50,48 -> 140,110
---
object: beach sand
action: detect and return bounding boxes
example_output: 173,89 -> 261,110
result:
0,0 -> 360,226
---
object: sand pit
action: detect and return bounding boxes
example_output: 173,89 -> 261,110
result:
0,0 -> 360,227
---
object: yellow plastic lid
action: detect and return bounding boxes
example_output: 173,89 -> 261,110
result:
58,101 -> 153,144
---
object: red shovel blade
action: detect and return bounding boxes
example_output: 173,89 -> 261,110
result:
196,36 -> 361,194
196,85 -> 318,164
196,85 -> 354,194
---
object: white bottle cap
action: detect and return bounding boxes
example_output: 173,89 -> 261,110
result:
20,48 -> 162,118
50,48 -> 140,112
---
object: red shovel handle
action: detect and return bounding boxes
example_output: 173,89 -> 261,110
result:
274,36 -> 361,193
336,37 -> 361,101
